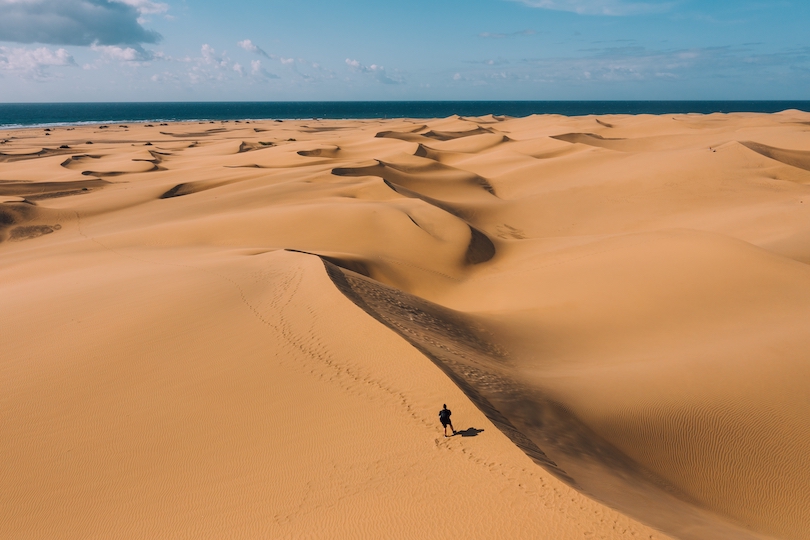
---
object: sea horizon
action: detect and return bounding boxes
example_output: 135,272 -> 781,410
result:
1,100 -> 809,130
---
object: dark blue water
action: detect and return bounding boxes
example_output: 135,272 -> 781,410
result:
1,101 -> 808,129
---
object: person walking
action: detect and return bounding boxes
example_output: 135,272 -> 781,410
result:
439,404 -> 455,437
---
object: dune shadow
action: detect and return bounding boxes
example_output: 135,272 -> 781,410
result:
740,140 -> 810,172
321,259 -> 767,540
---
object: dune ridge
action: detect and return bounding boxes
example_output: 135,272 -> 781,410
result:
2,111 -> 809,539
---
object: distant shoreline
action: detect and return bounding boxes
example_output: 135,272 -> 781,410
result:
2,101 -> 809,130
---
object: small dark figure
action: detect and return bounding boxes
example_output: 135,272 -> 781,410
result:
439,404 -> 455,437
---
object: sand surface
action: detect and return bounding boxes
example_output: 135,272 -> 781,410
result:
2,112 -> 809,539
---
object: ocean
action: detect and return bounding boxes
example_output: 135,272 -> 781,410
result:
1,101 -> 808,129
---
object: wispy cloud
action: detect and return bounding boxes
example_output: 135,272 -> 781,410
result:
345,58 -> 404,85
250,59 -> 280,80
466,58 -> 511,66
236,39 -> 315,80
454,44 -> 810,88
0,0 -> 162,45
479,29 -> 536,39
509,0 -> 673,16
237,39 -> 271,59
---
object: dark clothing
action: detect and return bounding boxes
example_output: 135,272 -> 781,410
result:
439,408 -> 452,426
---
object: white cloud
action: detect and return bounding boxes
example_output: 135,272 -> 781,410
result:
250,59 -> 280,80
346,58 -> 385,73
178,43 -> 281,84
237,39 -> 271,59
174,44 -> 234,84
91,43 -> 152,63
0,45 -> 76,79
201,44 -> 229,68
509,0 -> 672,16
345,58 -> 404,84
237,40 -> 328,80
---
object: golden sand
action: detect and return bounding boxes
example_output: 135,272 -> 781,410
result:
2,112 -> 809,539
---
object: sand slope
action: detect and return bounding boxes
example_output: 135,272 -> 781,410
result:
2,112 -> 809,539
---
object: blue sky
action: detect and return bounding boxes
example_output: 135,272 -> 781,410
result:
0,0 -> 808,101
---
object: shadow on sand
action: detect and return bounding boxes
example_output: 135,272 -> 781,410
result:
455,428 -> 484,437
323,259 -> 769,540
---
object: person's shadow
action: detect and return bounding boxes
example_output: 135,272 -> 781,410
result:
455,428 -> 484,437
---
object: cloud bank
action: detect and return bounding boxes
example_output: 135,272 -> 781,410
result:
0,45 -> 75,79
0,0 -> 161,45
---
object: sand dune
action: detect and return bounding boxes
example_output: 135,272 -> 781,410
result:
2,111 -> 809,539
